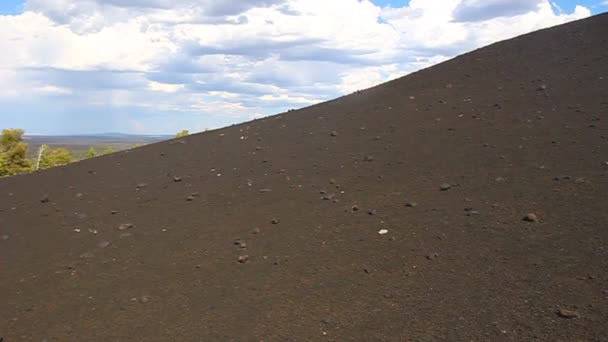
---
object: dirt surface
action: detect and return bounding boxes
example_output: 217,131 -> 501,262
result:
1,14 -> 607,341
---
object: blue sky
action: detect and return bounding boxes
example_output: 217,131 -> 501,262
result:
0,0 -> 606,134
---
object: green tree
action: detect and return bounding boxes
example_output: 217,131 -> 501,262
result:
175,130 -> 189,138
86,147 -> 98,158
0,129 -> 32,176
39,145 -> 73,169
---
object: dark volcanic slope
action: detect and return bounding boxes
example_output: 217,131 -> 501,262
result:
2,14 -> 608,341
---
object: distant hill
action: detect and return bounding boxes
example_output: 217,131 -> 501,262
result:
22,133 -> 172,158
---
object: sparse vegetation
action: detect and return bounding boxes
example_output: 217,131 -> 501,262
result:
38,145 -> 74,169
86,147 -> 98,158
175,130 -> 189,138
0,129 -> 33,176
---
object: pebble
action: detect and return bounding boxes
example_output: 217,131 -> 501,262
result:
378,229 -> 389,235
330,131 -> 338,137
426,253 -> 439,261
258,189 -> 272,193
233,240 -> 247,249
363,155 -> 374,162
136,183 -> 147,189
237,255 -> 250,263
2,234 -> 9,241
557,308 -> 579,319
440,183 -> 452,191
523,213 -> 539,222
40,195 -> 50,203
271,218 -> 280,225
97,241 -> 111,249
405,202 -> 418,208
186,195 -> 196,201
173,176 -> 182,182
252,227 -> 261,234
118,223 -> 134,231
351,205 -> 360,212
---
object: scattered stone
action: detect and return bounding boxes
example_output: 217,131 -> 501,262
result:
79,252 -> 95,259
329,178 -> 337,185
363,155 -> 374,162
136,183 -> 147,189
405,202 -> 418,208
75,193 -> 84,198
186,195 -> 196,201
252,227 -> 261,234
322,194 -> 336,201
495,177 -> 506,182
40,195 -> 50,203
537,84 -> 547,91
351,205 -> 360,212
440,183 -> 452,191
173,176 -> 182,182
523,213 -> 539,222
426,253 -> 439,261
118,223 -> 134,231
97,241 -> 111,249
557,308 -> 579,319
258,188 -> 272,193
138,295 -> 151,304
233,240 -> 247,249
271,218 -> 280,225
330,131 -> 338,137
119,232 -> 132,239
574,177 -> 585,184
367,209 -> 377,216
110,210 -> 118,215
378,229 -> 389,235
237,255 -> 250,263
2,234 -> 9,241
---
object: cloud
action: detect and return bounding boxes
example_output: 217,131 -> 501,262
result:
0,0 -> 594,134
453,0 -> 544,22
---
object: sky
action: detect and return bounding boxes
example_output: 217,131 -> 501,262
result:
0,0 -> 606,135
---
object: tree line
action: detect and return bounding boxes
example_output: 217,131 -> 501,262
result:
0,129 -> 190,177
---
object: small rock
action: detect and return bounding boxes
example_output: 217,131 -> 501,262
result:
118,223 -> 134,231
367,209 -> 377,216
233,240 -> 247,249
258,188 -> 272,193
2,234 -> 9,241
330,131 -> 338,137
426,253 -> 439,261
79,252 -> 95,259
351,205 -> 360,212
440,183 -> 451,191
523,213 -> 539,222
378,229 -> 389,235
136,183 -> 147,189
252,227 -> 261,234
363,155 -> 374,162
40,195 -> 50,203
405,202 -> 418,208
271,218 -> 280,225
173,176 -> 182,182
237,255 -> 250,263
110,210 -> 118,215
186,195 -> 196,201
138,295 -> 150,304
557,308 -> 579,319
97,241 -> 111,249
